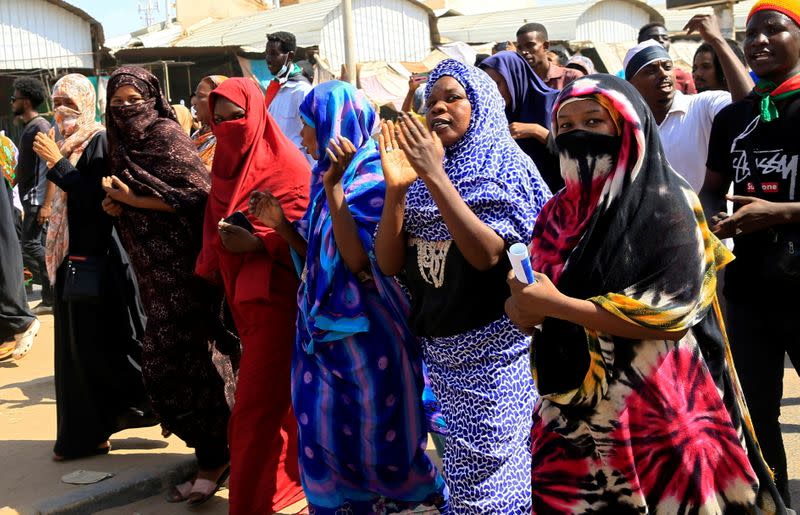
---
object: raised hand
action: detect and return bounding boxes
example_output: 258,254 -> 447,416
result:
684,14 -> 724,44
395,112 -> 445,180
379,120 -> 418,191
32,128 -> 61,168
248,190 -> 287,229
323,136 -> 357,189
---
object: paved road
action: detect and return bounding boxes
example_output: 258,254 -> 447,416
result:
1,311 -> 798,514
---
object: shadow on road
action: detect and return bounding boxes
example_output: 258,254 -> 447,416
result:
790,479 -> 800,510
0,439 -> 193,512
0,377 -> 54,409
110,437 -> 169,451
783,396 -> 800,407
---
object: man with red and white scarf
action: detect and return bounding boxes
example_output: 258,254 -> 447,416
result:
264,31 -> 313,163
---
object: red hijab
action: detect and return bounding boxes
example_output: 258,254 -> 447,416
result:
195,77 -> 310,289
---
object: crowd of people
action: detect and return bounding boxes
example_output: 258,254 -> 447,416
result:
1,0 -> 799,513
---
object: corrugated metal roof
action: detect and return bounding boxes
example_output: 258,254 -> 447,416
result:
319,0 -> 432,69
166,0 -> 340,50
437,3 -> 594,43
1,0 -> 96,69
129,24 -> 187,48
659,0 -> 757,32
44,0 -> 105,43
438,0 -> 759,44
125,0 -> 438,52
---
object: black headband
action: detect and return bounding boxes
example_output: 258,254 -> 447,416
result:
625,45 -> 671,80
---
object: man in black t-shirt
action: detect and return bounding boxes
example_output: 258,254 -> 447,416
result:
702,4 -> 800,507
11,77 -> 54,312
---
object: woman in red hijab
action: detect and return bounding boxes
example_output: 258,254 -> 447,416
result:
195,78 -> 309,514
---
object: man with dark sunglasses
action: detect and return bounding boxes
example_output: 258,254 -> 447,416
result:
10,77 -> 54,313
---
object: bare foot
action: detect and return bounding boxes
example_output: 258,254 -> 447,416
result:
166,480 -> 194,502
186,463 -> 230,506
196,463 -> 229,483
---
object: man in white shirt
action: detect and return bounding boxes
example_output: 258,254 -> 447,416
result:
624,15 -> 753,191
625,40 -> 730,191
264,31 -> 313,159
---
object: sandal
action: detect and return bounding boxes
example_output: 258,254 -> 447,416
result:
13,318 -> 40,360
166,480 -> 195,503
186,465 -> 230,507
0,341 -> 15,361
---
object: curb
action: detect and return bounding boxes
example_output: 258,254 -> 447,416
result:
32,457 -> 197,515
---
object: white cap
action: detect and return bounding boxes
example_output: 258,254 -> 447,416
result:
623,39 -> 672,80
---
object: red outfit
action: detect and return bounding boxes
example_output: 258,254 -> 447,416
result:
196,78 -> 310,514
543,64 -> 585,90
675,68 -> 697,94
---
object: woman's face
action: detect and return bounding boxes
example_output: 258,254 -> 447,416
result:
192,80 -> 212,125
692,51 -> 722,92
482,67 -> 512,109
556,99 -> 618,137
425,76 -> 472,147
212,96 -> 245,125
193,80 -> 213,125
52,96 -> 78,110
110,85 -> 145,106
300,121 -> 318,159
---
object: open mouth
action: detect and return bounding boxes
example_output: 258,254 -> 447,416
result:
430,118 -> 452,132
749,50 -> 772,62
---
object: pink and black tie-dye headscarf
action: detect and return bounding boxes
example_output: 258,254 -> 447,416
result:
530,74 -> 729,394
528,74 -> 785,514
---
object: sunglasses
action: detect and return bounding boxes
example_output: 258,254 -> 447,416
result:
10,95 -> 28,102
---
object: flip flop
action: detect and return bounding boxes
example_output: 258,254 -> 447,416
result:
0,341 -> 15,361
166,480 -> 194,503
186,465 -> 230,507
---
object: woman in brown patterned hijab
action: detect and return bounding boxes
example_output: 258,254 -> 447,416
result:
101,66 -> 231,506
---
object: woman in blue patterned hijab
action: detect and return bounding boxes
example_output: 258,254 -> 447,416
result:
253,80 -> 446,514
375,59 -> 551,512
480,50 -> 562,191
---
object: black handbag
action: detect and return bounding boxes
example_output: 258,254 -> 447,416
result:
62,255 -> 106,302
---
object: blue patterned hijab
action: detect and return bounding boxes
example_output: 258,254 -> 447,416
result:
295,81 -> 408,351
479,51 -> 557,129
479,51 -> 562,188
404,59 -> 551,243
